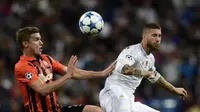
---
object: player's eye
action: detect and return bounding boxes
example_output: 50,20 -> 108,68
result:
152,34 -> 161,38
152,34 -> 157,37
34,37 -> 41,41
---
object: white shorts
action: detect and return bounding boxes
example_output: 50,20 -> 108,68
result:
99,85 -> 160,112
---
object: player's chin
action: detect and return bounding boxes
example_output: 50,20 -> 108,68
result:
153,45 -> 160,50
36,51 -> 42,55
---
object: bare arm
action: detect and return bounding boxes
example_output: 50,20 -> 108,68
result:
155,76 -> 176,93
30,74 -> 71,96
61,61 -> 116,80
155,76 -> 188,99
72,68 -> 104,79
121,64 -> 153,77
30,56 -> 77,96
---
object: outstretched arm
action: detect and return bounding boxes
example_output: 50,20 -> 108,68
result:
155,76 -> 176,92
155,76 -> 188,100
61,61 -> 116,80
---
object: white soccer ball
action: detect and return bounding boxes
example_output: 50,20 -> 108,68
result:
79,11 -> 104,36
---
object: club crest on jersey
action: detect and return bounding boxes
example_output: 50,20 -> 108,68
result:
39,73 -> 53,82
25,72 -> 33,80
141,60 -> 151,70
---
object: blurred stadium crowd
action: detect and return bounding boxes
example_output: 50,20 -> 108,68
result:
0,0 -> 200,112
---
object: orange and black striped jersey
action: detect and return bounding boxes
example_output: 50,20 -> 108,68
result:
14,54 -> 65,112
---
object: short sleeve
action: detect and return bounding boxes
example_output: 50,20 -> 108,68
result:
115,53 -> 136,73
48,56 -> 65,74
147,65 -> 161,83
15,63 -> 39,85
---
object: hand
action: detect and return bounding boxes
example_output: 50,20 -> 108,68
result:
174,88 -> 188,100
101,61 -> 116,77
66,55 -> 78,78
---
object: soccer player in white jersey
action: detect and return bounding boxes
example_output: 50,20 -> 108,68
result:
99,23 -> 188,112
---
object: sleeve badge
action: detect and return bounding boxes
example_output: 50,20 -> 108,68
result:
25,72 -> 33,80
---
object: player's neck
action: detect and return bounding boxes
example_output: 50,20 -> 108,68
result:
23,49 -> 37,59
141,41 -> 151,55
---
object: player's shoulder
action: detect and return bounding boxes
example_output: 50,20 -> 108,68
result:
15,61 -> 34,75
14,60 -> 34,77
15,59 -> 30,69
122,44 -> 141,55
123,44 -> 140,51
149,53 -> 155,62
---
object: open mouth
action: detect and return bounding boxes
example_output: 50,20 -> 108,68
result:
39,47 -> 43,52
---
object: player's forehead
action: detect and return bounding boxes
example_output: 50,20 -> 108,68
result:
30,33 -> 41,39
149,29 -> 161,35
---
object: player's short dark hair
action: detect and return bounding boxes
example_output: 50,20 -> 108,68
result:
16,27 -> 39,48
142,23 -> 161,36
143,23 -> 161,30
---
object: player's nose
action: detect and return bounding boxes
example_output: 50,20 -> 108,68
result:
155,37 -> 161,43
39,40 -> 43,45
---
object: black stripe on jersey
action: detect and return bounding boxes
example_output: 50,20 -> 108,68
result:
46,56 -> 52,65
26,85 -> 32,112
40,96 -> 48,112
28,62 -> 35,68
50,93 -> 56,111
30,88 -> 38,112
25,105 -> 30,112
40,66 -> 56,111
39,57 -> 57,111
34,64 -> 48,112
39,59 -> 56,111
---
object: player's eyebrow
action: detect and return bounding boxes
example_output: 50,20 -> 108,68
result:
31,36 -> 42,41
152,33 -> 161,37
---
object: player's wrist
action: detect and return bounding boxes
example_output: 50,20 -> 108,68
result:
169,86 -> 177,94
64,73 -> 73,79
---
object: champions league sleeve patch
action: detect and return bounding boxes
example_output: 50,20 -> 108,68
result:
25,72 -> 33,80
125,54 -> 132,60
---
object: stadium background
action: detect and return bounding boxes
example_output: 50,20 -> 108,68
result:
0,0 -> 200,111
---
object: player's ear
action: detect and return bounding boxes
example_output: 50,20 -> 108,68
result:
22,41 -> 28,48
142,35 -> 147,39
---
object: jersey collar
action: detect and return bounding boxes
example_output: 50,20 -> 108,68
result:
20,55 -> 38,61
139,43 -> 149,57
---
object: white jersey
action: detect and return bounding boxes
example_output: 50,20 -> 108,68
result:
105,43 -> 161,94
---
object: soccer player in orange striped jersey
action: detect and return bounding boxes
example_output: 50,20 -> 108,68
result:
14,27 -> 115,112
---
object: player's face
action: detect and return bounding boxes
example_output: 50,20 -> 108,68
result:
146,29 -> 161,51
27,33 -> 43,56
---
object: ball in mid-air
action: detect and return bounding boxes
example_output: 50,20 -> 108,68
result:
79,11 -> 104,36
